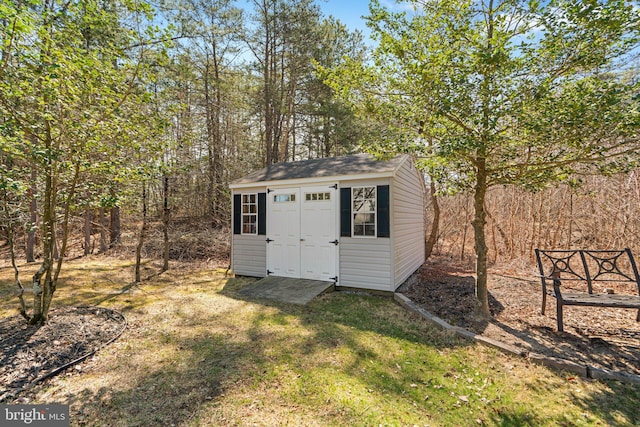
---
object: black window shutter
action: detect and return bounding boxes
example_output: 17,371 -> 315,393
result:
340,187 -> 351,237
233,194 -> 241,235
377,185 -> 390,238
258,192 -> 266,235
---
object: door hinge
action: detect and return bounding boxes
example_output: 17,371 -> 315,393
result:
266,238 -> 273,243
330,184 -> 338,189
329,240 -> 339,245
267,270 -> 273,276
330,276 -> 338,282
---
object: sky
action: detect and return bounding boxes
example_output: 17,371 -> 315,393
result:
228,1 -> 412,48
316,0 -> 373,38
315,0 -> 413,45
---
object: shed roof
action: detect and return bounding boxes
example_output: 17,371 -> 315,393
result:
230,154 -> 409,188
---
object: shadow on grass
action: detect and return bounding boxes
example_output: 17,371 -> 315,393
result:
66,333 -> 252,426
221,277 -> 640,426
219,279 -> 485,423
221,278 -> 470,348
571,382 -> 640,426
8,263 -> 638,426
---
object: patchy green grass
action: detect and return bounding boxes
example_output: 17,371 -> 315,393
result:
1,257 -> 639,426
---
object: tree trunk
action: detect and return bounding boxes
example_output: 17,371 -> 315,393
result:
135,183 -> 148,284
99,206 -> 108,252
425,178 -> 440,259
110,205 -> 121,247
30,0 -> 57,325
84,208 -> 92,256
162,176 -> 170,273
472,158 -> 491,320
3,194 -> 30,321
212,41 -> 224,228
263,1 -> 274,166
26,170 -> 37,263
204,58 -> 216,227
30,261 -> 48,325
31,161 -> 55,325
52,234 -> 59,260
46,163 -> 81,318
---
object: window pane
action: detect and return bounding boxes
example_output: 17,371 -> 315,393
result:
242,214 -> 257,234
363,200 -> 375,211
364,187 -> 376,199
274,194 -> 296,203
364,225 -> 375,236
354,213 -> 375,226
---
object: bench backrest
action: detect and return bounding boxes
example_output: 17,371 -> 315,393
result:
535,248 -> 640,295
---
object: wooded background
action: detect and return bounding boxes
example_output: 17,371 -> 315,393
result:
2,0 -> 640,324
432,173 -> 640,267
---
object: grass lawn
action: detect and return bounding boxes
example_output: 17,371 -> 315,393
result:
1,257 -> 639,426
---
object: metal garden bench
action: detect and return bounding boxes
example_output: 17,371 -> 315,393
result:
534,248 -> 640,332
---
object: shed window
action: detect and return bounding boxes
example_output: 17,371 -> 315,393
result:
305,192 -> 331,201
273,193 -> 296,203
242,194 -> 257,234
352,186 -> 376,237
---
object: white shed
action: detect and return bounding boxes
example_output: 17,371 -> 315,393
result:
229,153 -> 426,292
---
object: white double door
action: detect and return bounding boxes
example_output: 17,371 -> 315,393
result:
267,186 -> 337,282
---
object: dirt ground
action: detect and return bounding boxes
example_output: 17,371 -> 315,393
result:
399,256 -> 640,376
0,306 -> 126,403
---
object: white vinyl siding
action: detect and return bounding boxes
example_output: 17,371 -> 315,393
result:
392,158 -> 426,289
232,234 -> 267,277
339,237 -> 393,291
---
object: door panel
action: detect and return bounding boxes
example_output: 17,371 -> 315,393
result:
267,189 -> 300,278
300,186 -> 337,281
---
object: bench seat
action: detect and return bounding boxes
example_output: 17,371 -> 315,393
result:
536,248 -> 640,331
560,292 -> 640,309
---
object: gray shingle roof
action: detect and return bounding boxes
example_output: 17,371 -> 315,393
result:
231,153 -> 408,185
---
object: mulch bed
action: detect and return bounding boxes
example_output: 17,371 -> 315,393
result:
0,306 -> 126,403
399,257 -> 640,376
